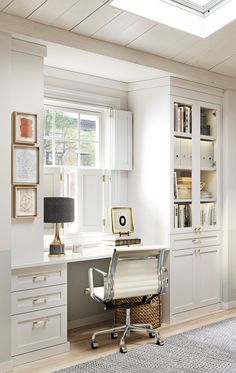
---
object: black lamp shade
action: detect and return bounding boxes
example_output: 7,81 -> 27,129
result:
44,197 -> 74,223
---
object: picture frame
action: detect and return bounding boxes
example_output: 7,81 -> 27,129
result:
111,207 -> 134,235
14,186 -> 37,218
13,111 -> 37,145
12,145 -> 39,185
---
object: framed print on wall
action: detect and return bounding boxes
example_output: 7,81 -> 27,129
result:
13,111 -> 37,145
12,145 -> 39,185
111,207 -> 134,235
14,186 -> 37,218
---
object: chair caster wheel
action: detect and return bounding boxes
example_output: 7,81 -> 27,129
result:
111,332 -> 118,339
91,341 -> 98,349
156,339 -> 164,346
120,345 -> 127,353
149,332 -> 156,338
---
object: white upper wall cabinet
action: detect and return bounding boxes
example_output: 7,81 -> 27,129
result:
110,109 -> 132,170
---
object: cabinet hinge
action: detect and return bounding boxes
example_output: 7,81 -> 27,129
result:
102,218 -> 106,226
102,174 -> 106,182
60,172 -> 63,182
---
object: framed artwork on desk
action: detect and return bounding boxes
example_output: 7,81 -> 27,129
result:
13,112 -> 37,145
111,207 -> 134,235
12,145 -> 39,185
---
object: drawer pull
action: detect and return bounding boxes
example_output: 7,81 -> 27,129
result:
33,275 -> 47,283
33,296 -> 47,305
32,318 -> 49,327
192,239 -> 201,244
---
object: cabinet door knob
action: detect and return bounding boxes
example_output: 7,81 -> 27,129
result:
32,318 -> 49,327
33,275 -> 47,282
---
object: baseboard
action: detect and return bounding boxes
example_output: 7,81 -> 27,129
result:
12,342 -> 70,366
169,303 -> 221,324
222,300 -> 236,309
0,360 -> 13,373
68,312 -> 113,330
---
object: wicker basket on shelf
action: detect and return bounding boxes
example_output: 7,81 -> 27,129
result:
114,295 -> 161,328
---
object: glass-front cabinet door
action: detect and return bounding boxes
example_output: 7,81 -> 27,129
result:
172,98 -> 220,233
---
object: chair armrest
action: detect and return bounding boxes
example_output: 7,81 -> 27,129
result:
161,266 -> 168,294
88,267 -> 108,301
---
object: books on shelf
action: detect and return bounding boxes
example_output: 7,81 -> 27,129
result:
174,204 -> 192,228
102,235 -> 142,247
174,103 -> 192,134
200,203 -> 216,225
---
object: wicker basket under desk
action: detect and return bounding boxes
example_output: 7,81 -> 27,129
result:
114,295 -> 162,328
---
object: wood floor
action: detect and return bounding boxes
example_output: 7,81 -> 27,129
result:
13,308 -> 236,373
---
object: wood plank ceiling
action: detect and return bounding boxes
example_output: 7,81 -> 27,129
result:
2,0 -> 236,77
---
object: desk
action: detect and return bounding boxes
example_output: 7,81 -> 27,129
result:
11,245 -> 168,365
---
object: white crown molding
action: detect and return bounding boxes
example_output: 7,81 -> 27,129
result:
0,12 -> 235,90
44,85 -> 121,109
12,38 -> 46,58
44,66 -> 127,92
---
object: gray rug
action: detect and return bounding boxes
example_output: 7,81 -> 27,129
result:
53,318 -> 236,373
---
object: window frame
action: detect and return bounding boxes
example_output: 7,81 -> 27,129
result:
44,103 -> 102,169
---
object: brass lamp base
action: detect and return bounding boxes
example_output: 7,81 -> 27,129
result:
48,222 -> 65,256
49,244 -> 65,256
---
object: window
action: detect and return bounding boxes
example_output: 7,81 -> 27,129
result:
44,106 -> 100,168
43,104 -> 105,238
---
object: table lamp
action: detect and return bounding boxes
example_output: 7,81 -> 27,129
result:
44,197 -> 74,256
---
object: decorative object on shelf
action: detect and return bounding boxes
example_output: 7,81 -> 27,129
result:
14,186 -> 37,218
44,197 -> 74,256
12,145 -> 39,185
13,112 -> 37,144
110,207 -> 134,235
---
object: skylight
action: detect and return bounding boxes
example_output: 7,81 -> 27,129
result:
110,0 -> 236,38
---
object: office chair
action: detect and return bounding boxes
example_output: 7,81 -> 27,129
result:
86,246 -> 168,353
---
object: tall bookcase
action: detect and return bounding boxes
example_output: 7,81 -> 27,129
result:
128,77 -> 223,324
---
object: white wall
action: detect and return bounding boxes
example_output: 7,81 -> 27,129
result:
222,90 -> 236,306
11,42 -> 45,265
0,31 -> 12,373
128,83 -> 171,245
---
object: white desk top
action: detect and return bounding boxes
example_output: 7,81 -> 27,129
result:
11,245 -> 169,270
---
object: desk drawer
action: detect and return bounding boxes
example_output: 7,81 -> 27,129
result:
11,306 -> 67,356
11,264 -> 67,291
171,231 -> 221,250
11,284 -> 67,315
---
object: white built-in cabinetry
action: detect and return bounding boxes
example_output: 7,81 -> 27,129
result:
11,264 -> 69,365
128,77 -> 223,323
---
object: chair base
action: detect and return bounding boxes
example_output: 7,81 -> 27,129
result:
91,308 -> 164,353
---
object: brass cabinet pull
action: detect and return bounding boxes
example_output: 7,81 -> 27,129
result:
192,239 -> 201,244
32,296 -> 47,305
32,275 -> 47,282
32,318 -> 49,327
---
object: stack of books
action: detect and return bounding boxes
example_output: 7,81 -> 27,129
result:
200,203 -> 216,225
174,103 -> 192,134
174,204 -> 192,228
200,190 -> 213,200
102,235 -> 142,248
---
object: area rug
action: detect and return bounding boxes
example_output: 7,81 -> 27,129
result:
52,317 -> 236,373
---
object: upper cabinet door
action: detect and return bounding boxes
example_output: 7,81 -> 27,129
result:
111,110 -> 132,170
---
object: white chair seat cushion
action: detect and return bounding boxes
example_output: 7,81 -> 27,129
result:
93,286 -> 105,301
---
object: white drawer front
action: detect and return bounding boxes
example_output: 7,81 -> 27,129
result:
11,306 -> 67,356
11,284 -> 67,315
11,264 -> 67,291
171,231 -> 221,250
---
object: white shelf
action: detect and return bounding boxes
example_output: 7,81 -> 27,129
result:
201,167 -> 216,172
200,135 -> 216,141
174,131 -> 192,139
175,166 -> 192,171
174,199 -> 192,203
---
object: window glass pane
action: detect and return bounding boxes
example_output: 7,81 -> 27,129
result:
55,141 -> 78,166
55,110 -> 78,139
44,109 -> 53,137
80,113 -> 99,141
80,142 -> 98,167
44,139 -> 53,165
